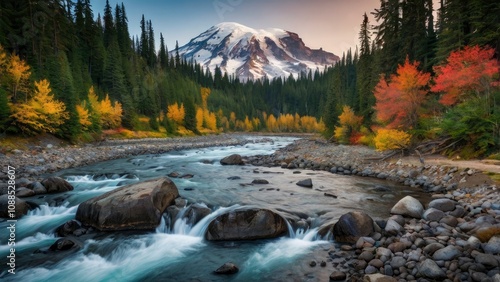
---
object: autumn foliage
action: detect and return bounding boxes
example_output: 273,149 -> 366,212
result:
334,105 -> 363,144
10,79 -> 68,134
374,129 -> 411,151
432,45 -> 499,106
87,87 -> 122,129
374,58 -> 431,129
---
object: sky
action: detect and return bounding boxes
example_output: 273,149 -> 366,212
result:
90,0 -> 380,57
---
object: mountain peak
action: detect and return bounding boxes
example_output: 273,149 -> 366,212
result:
175,22 -> 339,80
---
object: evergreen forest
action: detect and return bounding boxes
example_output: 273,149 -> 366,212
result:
0,0 -> 499,158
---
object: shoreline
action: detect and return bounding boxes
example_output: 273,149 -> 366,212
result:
2,134 -> 500,281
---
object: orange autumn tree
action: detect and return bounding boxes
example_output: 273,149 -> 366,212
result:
6,54 -> 31,102
374,58 -> 431,129
167,103 -> 185,125
334,105 -> 363,144
431,45 -> 499,106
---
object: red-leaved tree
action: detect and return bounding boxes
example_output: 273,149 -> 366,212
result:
432,45 -> 499,106
374,57 -> 431,129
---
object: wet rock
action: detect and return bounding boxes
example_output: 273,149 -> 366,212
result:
324,193 -> 338,198
16,178 -> 31,188
329,271 -> 346,281
252,179 -> 269,185
309,260 -> 317,267
167,172 -> 180,178
432,245 -> 461,261
227,176 -> 241,180
428,198 -> 456,212
214,262 -> 239,274
390,196 -> 424,218
56,220 -> 83,237
180,174 -> 194,179
418,259 -> 446,279
296,178 -> 313,188
388,242 -> 407,253
183,203 -> 212,225
76,177 -> 179,231
49,238 -> 78,251
220,154 -> 244,165
41,177 -> 74,193
15,187 -> 35,197
333,211 -> 374,243
28,181 -> 47,194
0,195 -> 29,218
206,208 -> 287,241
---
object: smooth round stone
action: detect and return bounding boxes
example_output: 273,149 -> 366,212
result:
329,271 -> 346,281
390,256 -> 406,268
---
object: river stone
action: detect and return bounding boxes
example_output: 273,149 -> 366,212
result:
390,196 -> 424,219
418,259 -> 446,279
15,187 -> 35,197
56,220 -> 83,237
484,235 -> 500,254
41,177 -> 74,193
0,195 -> 29,218
423,208 -> 445,221
475,253 -> 499,269
332,211 -> 374,243
183,203 -> 212,225
252,179 -> 269,185
385,219 -> 403,235
475,225 -> 500,243
296,178 -> 313,188
205,208 -> 287,241
423,242 -> 445,255
364,273 -> 398,282
428,198 -> 456,212
214,262 -> 239,274
432,245 -> 461,261
329,271 -> 347,281
28,181 -> 47,194
49,238 -> 77,251
220,154 -> 244,165
76,177 -> 179,231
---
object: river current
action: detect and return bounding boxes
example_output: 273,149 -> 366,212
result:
0,136 -> 430,281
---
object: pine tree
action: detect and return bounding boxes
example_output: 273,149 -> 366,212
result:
159,33 -> 168,69
357,13 -> 374,120
184,97 -> 198,133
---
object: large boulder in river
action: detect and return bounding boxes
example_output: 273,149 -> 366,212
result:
390,196 -> 424,219
76,177 -> 179,231
41,177 -> 74,193
0,195 -> 29,219
220,154 -> 244,165
206,208 -> 287,241
332,211 -> 374,243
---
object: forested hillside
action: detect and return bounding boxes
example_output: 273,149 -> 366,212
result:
0,0 -> 499,158
322,0 -> 500,158
0,0 -> 327,141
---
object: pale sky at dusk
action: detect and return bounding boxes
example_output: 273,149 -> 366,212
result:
90,0 -> 381,56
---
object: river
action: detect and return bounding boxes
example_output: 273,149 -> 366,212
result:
0,136 -> 430,281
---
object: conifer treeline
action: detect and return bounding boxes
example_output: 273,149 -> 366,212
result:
0,0 -> 329,139
322,0 -> 499,132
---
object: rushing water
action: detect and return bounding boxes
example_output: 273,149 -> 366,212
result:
0,136 -> 430,281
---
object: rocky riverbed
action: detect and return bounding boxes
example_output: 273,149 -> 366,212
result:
244,138 -> 500,281
1,135 -> 500,281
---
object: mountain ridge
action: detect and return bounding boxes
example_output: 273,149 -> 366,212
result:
173,22 -> 339,81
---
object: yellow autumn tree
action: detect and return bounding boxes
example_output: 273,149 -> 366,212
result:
6,54 -> 31,102
205,111 -> 217,131
167,103 -> 185,125
266,114 -> 278,132
97,94 -> 122,129
334,105 -> 363,144
243,116 -> 253,132
374,129 -> 411,151
196,107 -> 204,131
76,102 -> 92,130
10,79 -> 68,134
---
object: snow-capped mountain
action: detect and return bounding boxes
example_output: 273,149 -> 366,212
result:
173,22 -> 339,81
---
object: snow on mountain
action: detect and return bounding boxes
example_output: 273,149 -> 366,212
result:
173,22 -> 339,81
